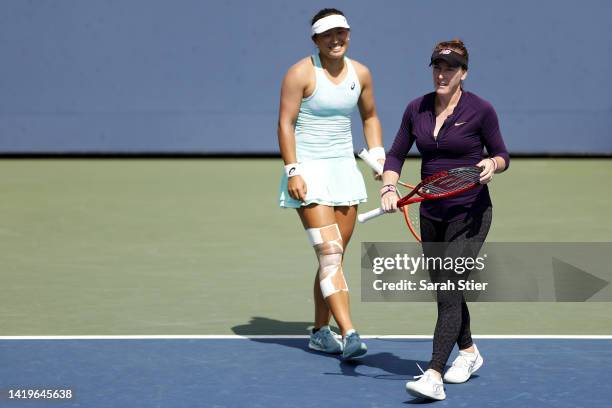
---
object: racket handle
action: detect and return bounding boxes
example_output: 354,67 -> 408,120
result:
357,207 -> 386,223
358,148 -> 384,175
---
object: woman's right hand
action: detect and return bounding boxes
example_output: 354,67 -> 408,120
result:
380,185 -> 399,212
288,176 -> 307,201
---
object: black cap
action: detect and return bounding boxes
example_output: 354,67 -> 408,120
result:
429,49 -> 468,69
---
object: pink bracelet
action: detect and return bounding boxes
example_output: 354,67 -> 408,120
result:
380,184 -> 396,197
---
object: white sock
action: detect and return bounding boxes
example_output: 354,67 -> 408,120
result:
344,329 -> 356,337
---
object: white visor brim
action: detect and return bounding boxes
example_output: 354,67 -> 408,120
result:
311,14 -> 350,36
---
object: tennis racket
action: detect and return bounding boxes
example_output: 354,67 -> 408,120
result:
358,149 -> 482,241
358,148 -> 422,240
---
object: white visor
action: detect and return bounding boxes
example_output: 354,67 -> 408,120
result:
311,14 -> 350,36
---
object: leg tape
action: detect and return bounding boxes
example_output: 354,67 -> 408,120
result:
306,224 -> 348,298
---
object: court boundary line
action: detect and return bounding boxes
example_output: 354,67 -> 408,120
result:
1,335 -> 612,340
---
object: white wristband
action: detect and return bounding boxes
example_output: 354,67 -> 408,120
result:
284,163 -> 301,177
369,146 -> 386,161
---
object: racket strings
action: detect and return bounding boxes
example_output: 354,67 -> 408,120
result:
425,176 -> 474,193
421,168 -> 480,196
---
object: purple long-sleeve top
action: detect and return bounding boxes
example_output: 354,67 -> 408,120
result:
384,91 -> 510,221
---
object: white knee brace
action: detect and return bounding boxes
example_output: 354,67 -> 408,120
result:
306,224 -> 348,298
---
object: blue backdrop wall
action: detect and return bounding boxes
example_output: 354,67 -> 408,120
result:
1,0 -> 610,154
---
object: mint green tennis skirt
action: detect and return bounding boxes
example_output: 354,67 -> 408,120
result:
279,157 -> 367,208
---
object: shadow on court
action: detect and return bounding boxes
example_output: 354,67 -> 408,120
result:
403,398 -> 439,405
249,338 -> 431,384
232,317 -> 431,382
231,316 -> 340,335
335,352 -> 430,380
239,335 -> 438,405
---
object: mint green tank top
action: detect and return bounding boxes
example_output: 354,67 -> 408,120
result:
294,54 -> 362,161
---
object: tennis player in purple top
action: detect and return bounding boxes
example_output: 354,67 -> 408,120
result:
380,39 -> 510,400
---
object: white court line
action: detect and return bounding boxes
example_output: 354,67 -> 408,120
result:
1,335 -> 612,340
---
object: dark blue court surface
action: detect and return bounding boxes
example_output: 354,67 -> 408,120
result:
1,338 -> 611,407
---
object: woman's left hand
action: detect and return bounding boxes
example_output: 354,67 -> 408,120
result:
373,158 -> 385,180
476,158 -> 496,184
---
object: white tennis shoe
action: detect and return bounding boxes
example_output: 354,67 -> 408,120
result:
405,364 -> 446,400
443,344 -> 484,384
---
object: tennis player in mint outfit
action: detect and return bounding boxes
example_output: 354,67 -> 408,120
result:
381,39 -> 510,400
278,8 -> 384,359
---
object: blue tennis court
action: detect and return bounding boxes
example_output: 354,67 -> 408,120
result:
2,337 -> 610,407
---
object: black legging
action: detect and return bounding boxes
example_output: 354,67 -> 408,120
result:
420,206 -> 492,373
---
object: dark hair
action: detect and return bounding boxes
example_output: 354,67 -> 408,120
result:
433,38 -> 469,70
311,8 -> 345,26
